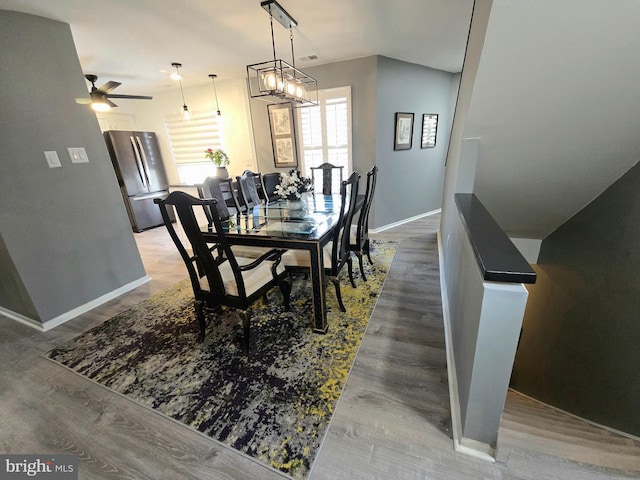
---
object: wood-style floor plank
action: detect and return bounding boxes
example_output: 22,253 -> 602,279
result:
2,214 -> 639,479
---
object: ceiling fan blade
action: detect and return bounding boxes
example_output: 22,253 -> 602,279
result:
75,97 -> 92,105
107,94 -> 153,100
90,91 -> 106,102
98,81 -> 121,93
89,90 -> 117,108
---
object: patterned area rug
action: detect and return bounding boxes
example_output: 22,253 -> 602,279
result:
45,240 -> 397,479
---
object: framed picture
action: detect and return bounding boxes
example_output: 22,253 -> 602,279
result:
394,112 -> 414,150
268,103 -> 298,168
421,113 -> 439,148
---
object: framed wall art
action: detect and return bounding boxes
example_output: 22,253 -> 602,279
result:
394,112 -> 414,150
268,103 -> 298,168
421,113 -> 439,149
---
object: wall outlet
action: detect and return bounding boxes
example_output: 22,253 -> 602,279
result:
44,151 -> 62,168
67,147 -> 89,163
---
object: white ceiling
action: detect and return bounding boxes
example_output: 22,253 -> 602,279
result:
0,0 -> 474,95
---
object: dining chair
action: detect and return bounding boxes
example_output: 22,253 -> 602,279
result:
283,171 -> 360,312
350,165 -> 378,281
261,172 -> 282,202
235,172 -> 262,216
198,176 -> 271,258
245,171 -> 266,207
201,176 -> 239,217
155,191 -> 291,354
310,162 -> 344,195
242,170 -> 266,204
197,176 -> 235,229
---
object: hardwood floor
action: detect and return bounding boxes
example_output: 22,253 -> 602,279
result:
1,214 -> 639,479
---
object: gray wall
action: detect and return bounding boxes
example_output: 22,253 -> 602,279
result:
374,56 -> 454,228
249,56 -> 378,186
0,10 -> 146,324
250,55 -> 456,229
511,160 -> 640,437
464,1 -> 640,240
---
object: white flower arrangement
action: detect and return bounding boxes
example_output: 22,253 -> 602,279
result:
275,169 -> 313,201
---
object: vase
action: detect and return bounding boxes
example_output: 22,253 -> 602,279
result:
215,166 -> 229,179
286,199 -> 307,219
286,199 -> 305,211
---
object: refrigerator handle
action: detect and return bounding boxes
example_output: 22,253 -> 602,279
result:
135,136 -> 152,188
129,135 -> 149,190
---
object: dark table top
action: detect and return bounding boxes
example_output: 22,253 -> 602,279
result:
218,194 -> 353,242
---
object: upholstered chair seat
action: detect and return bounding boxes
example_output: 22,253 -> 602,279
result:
199,255 -> 287,297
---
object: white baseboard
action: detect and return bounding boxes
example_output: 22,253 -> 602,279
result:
0,308 -> 45,332
437,229 -> 496,463
371,208 -> 441,234
0,276 -> 151,332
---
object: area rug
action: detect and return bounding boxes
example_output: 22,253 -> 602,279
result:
44,240 -> 397,479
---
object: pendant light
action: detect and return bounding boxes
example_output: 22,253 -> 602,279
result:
208,74 -> 221,116
246,0 -> 317,105
171,62 -> 191,120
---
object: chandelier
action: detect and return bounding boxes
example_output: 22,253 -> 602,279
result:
246,0 -> 317,106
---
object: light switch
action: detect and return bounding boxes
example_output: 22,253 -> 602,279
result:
67,147 -> 89,163
44,151 -> 62,168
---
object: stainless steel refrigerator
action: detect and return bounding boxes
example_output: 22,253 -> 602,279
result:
104,130 -> 173,232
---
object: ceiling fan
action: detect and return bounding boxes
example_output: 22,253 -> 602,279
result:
77,74 -> 153,111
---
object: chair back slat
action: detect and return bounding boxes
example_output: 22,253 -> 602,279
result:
227,180 -> 242,214
331,171 -> 360,274
310,162 -> 344,195
218,178 -> 238,216
238,171 -> 262,210
242,170 -> 266,203
356,165 -> 378,247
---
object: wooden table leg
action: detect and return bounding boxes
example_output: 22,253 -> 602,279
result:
309,242 -> 328,333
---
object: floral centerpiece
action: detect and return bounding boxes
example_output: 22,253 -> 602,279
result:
275,169 -> 313,201
204,148 -> 230,167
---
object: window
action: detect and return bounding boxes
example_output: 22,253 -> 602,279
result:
297,86 -> 352,193
165,109 -> 223,184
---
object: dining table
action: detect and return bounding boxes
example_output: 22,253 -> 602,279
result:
201,193 -> 362,333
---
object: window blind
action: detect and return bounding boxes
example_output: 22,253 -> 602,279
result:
165,109 -> 223,165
